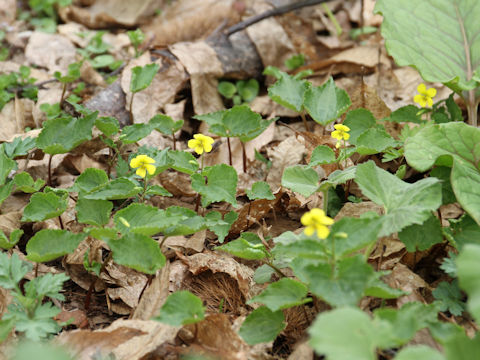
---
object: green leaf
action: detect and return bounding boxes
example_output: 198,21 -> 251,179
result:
145,184 -> 172,197
90,54 -> 116,69
54,62 -> 80,83
120,123 -> 154,144
155,290 -> 205,326
308,145 -> 336,166
303,77 -> 351,125
22,191 -> 68,222
83,178 -> 141,200
95,116 -> 120,137
13,172 -> 45,193
285,54 -> 305,70
267,72 -> 308,112
246,181 -> 275,200
0,252 -> 31,290
309,307 -> 380,360
447,214 -> 480,249
191,164 -> 238,207
239,306 -> 285,345
3,136 -> 36,158
167,150 -> 198,174
355,161 -> 441,236
433,280 -> 465,316
318,166 -> 357,192
343,108 -> 377,144
205,210 -> 238,243
356,127 -> 398,155
105,232 -> 165,274
405,122 -> 480,225
216,105 -> 273,142
149,114 -> 183,135
218,81 -> 237,99
11,340 -> 75,360
0,150 -> 16,185
0,229 -> 23,250
26,229 -> 85,262
72,168 -> 109,194
375,0 -> 480,92
395,346 -> 445,360
457,244 -> 480,322
216,232 -> 267,260
130,63 -> 160,93
430,166 -> 456,205
443,331 -> 480,360
237,79 -> 259,102
254,264 -> 276,284
386,105 -> 422,124
281,165 -> 319,197
36,114 -> 96,155
26,272 -> 69,300
13,303 -> 62,340
0,182 -> 14,207
293,255 -> 375,307
75,199 -> 112,226
248,278 -> 309,311
399,214 -> 443,252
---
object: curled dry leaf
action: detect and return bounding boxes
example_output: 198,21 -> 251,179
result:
266,136 -> 306,189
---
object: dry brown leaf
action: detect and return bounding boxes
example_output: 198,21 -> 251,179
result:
385,263 -> 430,293
163,231 -> 205,255
64,237 -> 104,290
266,136 -> 306,189
133,261 -> 170,320
334,201 -> 383,220
0,102 -> 20,142
288,340 -> 314,360
55,309 -> 89,329
56,319 -> 179,360
32,84 -> 63,127
439,203 -> 464,226
0,0 -> 15,23
0,212 -> 22,238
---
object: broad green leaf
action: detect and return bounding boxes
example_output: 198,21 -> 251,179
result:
105,232 -> 165,274
292,255 -> 375,307
13,172 -> 45,193
162,206 -> 205,236
405,122 -> 480,225
395,346 -> 445,360
254,264 -> 276,284
430,166 -> 456,204
343,108 -> 377,144
248,278 -> 309,311
90,54 -> 115,69
192,110 -> 225,127
75,199 -> 112,226
236,79 -> 259,102
318,166 -> 356,192
216,232 -> 267,260
155,291 -> 204,326
447,214 -> 480,249
308,145 -> 336,166
443,331 -> 480,360
356,127 -> 397,155
0,150 -> 15,185
71,168 -> 109,194
399,214 -> 443,252
216,105 -> 272,142
364,271 -> 406,299
375,0 -> 480,92
0,229 -> 23,250
433,280 -> 465,316
95,116 -> 120,136
303,77 -> 351,125
167,150 -> 198,174
285,54 -> 305,70
191,164 -> 238,207
205,210 -> 238,243
3,136 -> 36,159
149,114 -> 183,135
218,81 -> 237,99
355,161 -> 441,236
145,184 -> 172,197
246,181 -> 275,200
36,114 -> 96,154
0,182 -> 14,207
0,319 -> 15,343
457,244 -> 480,322
11,340 -> 75,360
22,191 -> 68,222
309,307 -> 380,360
120,123 -> 154,144
281,165 -> 319,197
386,105 -> 422,124
130,63 -> 160,93
267,72 -> 308,112
83,178 -> 141,200
239,306 -> 285,345
26,229 -> 85,262
326,216 -> 383,258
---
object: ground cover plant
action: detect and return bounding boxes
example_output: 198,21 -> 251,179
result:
0,0 -> 480,359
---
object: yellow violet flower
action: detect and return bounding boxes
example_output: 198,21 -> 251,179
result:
301,208 -> 334,239
414,83 -> 437,108
331,124 -> 350,148
130,154 -> 156,178
188,134 -> 214,155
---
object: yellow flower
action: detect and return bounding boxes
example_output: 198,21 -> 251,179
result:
414,83 -> 437,108
130,154 -> 156,178
331,124 -> 350,148
188,134 -> 214,155
301,208 -> 334,239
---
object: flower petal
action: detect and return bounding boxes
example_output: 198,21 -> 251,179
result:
304,226 -> 315,236
136,167 -> 147,178
427,97 -> 433,107
188,139 -> 199,150
316,225 -> 330,239
331,130 -> 342,140
426,87 -> 437,98
145,164 -> 156,175
417,83 -> 426,94
414,94 -> 426,107
195,146 -> 204,155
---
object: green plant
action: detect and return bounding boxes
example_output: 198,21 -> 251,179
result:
128,63 -> 160,123
0,66 -> 38,111
127,29 -> 145,58
218,79 -> 259,106
22,0 -> 72,33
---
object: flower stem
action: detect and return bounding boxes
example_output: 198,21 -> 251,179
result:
227,137 -> 233,166
301,111 -> 309,132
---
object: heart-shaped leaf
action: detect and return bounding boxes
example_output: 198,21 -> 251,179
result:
26,229 -> 85,262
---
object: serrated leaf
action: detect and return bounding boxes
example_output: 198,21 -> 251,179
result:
26,273 -> 69,300
281,165 -> 319,197
155,290 -> 204,326
433,280 -> 465,316
356,127 -> 398,155
318,166 -> 356,192
303,77 -> 351,125
386,105 -> 422,124
22,191 -> 68,222
191,164 -> 237,207
0,182 -> 14,207
105,232 -> 165,274
246,181 -> 275,200
167,150 -> 198,174
0,252 -> 31,290
248,278 -> 309,311
430,166 -> 456,205
13,172 -> 45,193
95,116 -> 119,136
239,306 -> 285,345
72,168 -> 109,194
399,214 -> 443,252
26,229 -> 85,262
457,244 -> 480,322
308,145 -> 336,166
254,264 -> 276,284
0,150 -> 16,185
375,0 -> 480,92
3,136 -> 36,159
343,108 -> 377,144
216,232 -> 267,260
355,161 -> 441,236
267,72 -> 308,112
205,210 -> 238,243
145,184 -> 172,197
120,123 -> 154,144
0,229 -> 23,250
448,214 -> 480,249
75,199 -> 112,226
150,114 -> 183,135
405,122 -> 480,225
130,63 -> 159,93
83,178 -> 141,200
36,114 -> 96,155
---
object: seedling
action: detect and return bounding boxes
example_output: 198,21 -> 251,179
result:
218,78 -> 259,106
128,63 -> 160,123
127,28 -> 145,58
